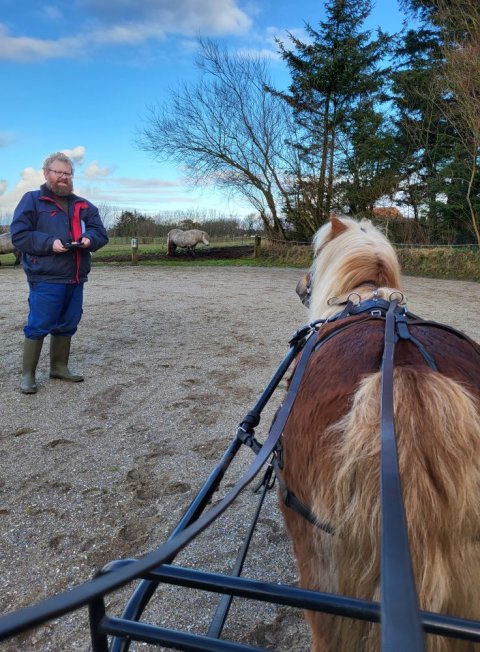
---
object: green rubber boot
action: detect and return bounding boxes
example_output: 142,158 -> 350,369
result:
49,335 -> 84,382
20,337 -> 44,394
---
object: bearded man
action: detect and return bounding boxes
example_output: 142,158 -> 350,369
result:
11,152 -> 109,394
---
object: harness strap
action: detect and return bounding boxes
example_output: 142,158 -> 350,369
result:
237,322 -> 343,537
407,318 -> 480,355
313,314 -> 374,353
274,315 -> 389,536
395,315 -> 437,370
273,455 -> 335,535
380,301 -> 424,649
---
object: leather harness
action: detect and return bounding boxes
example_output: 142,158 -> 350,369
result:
242,295 -> 479,534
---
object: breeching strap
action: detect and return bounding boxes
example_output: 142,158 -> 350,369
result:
380,300 -> 424,650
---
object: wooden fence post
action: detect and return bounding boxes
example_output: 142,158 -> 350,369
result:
254,235 -> 261,258
131,238 -> 138,265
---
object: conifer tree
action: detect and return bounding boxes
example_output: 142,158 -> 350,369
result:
273,0 -> 390,234
394,0 -> 480,243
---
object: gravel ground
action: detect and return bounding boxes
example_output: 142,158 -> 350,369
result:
0,265 -> 479,652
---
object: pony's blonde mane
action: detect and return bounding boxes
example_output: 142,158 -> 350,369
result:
309,216 -> 403,320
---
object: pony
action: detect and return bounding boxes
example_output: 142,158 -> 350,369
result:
279,215 -> 480,651
166,228 -> 210,256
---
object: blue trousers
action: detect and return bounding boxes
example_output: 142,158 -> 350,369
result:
24,282 -> 84,339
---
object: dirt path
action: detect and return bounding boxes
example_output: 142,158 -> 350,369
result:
0,266 -> 479,651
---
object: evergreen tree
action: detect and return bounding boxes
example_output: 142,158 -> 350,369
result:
336,98 -> 400,216
273,0 -> 390,234
113,211 -> 158,237
395,0 -> 480,243
390,25 -> 450,232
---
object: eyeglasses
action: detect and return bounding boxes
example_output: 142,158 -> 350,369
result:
47,168 -> 73,178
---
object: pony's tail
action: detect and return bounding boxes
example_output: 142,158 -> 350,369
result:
166,235 -> 174,256
329,367 -> 480,652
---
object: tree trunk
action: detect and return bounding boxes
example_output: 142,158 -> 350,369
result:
466,144 -> 480,244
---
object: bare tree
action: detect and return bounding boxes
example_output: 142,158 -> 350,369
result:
96,202 -> 122,231
137,40 -> 297,238
0,210 -> 13,227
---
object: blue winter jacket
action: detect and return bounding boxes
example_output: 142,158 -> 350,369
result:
11,184 -> 109,283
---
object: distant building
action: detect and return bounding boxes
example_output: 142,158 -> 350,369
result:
372,206 -> 405,220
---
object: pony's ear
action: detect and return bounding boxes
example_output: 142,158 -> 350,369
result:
330,214 -> 348,238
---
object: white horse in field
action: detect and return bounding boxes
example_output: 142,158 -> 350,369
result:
167,229 -> 210,256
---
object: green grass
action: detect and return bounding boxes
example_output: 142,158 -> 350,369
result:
94,257 -> 282,268
397,247 -> 480,282
0,253 -> 19,266
91,241 -> 305,269
94,243 -> 167,258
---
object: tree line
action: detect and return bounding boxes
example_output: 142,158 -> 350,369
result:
107,208 -> 260,238
136,0 -> 480,245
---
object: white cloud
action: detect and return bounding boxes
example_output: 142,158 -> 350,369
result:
271,26 -> 312,47
64,146 -> 86,166
105,178 -> 179,188
0,167 -> 44,218
34,147 -> 85,170
0,147 -> 88,215
0,25 -> 85,61
83,161 -> 114,179
0,143 -> 245,218
80,0 -> 251,34
234,24 -> 311,62
0,0 -> 252,61
0,162 -> 194,217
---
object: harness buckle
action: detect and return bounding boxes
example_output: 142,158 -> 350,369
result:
395,314 -> 411,340
253,464 -> 275,494
274,441 -> 284,469
289,323 -> 314,345
371,309 -> 383,317
236,426 -> 261,454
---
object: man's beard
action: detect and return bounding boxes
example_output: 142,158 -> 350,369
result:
47,179 -> 73,197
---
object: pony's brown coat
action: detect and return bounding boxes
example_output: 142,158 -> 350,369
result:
280,217 -> 480,652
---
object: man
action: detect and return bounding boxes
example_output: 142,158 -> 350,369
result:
11,152 -> 109,394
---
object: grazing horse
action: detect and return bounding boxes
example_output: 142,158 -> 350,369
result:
166,228 -> 210,256
280,215 -> 480,651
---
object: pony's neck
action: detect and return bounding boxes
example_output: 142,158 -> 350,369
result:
309,285 -> 404,320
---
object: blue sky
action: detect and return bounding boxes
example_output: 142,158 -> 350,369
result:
1,1 -> 408,225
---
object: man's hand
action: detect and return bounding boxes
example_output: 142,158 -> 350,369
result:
53,239 -> 68,253
53,237 -> 91,252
